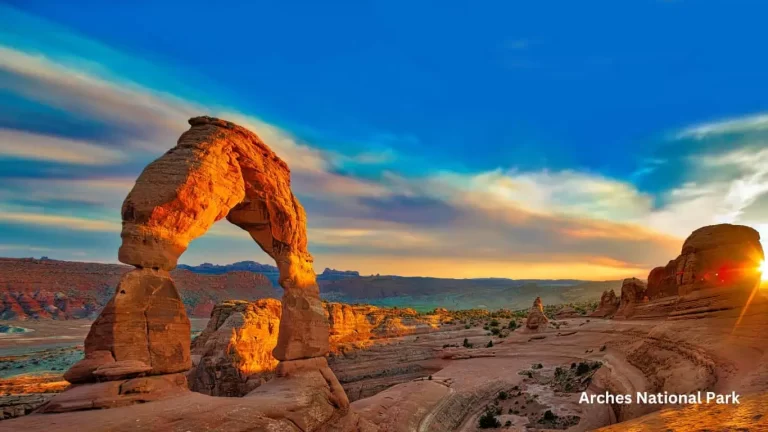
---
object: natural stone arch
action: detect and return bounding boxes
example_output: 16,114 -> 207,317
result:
68,117 -> 330,385
118,116 -> 328,361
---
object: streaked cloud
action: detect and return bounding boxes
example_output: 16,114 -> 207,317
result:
676,112 -> 768,139
0,128 -> 127,165
0,210 -> 120,232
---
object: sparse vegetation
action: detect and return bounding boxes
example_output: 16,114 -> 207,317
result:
486,340 -> 494,348
490,319 -> 500,327
478,404 -> 502,428
463,338 -> 473,348
497,391 -> 508,400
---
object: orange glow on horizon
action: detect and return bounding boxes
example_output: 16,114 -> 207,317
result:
760,260 -> 768,281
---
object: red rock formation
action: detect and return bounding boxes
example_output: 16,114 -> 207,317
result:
591,289 -> 620,318
188,299 -> 453,396
555,305 -> 579,319
117,116 -> 327,362
676,224 -> 763,295
614,278 -> 647,319
645,224 -> 763,300
55,117 -> 349,426
525,297 -> 549,330
189,299 -> 282,396
645,261 -> 677,300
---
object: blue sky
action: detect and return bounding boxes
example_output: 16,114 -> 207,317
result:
0,1 -> 767,279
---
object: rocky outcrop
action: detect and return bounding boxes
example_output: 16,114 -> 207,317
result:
525,297 -> 549,330
0,258 -> 277,320
614,278 -> 647,319
555,305 -> 579,319
645,261 -> 677,300
676,224 -> 763,295
188,299 -> 452,396
645,224 -> 763,300
188,299 -> 282,396
591,289 -> 620,318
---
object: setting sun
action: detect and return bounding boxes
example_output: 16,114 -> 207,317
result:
761,261 -> 768,281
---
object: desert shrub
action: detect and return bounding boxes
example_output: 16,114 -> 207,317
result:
490,319 -> 500,327
532,363 -> 543,369
576,362 -> 590,375
486,340 -> 494,348
543,410 -> 556,421
465,324 -> 471,329
491,327 -> 501,335
504,420 -> 512,427
463,338 -> 473,348
508,320 -> 518,330
478,406 -> 501,428
497,391 -> 508,400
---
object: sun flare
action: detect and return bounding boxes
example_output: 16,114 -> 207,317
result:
761,260 -> 768,281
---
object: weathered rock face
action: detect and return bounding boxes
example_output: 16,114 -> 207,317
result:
189,299 -> 282,396
645,224 -> 764,300
645,261 -> 677,300
591,289 -> 620,318
72,269 -> 191,382
525,297 -> 549,330
676,224 -> 763,295
117,116 -> 327,361
188,299 -> 452,397
614,278 -> 647,319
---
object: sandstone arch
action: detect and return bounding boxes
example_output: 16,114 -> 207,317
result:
68,117 -> 330,385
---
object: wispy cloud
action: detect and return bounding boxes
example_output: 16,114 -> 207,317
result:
675,112 -> 768,139
0,210 -> 120,232
0,128 -> 127,165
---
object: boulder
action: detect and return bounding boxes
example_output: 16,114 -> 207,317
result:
591,289 -> 620,318
525,297 -> 549,330
614,278 -> 647,319
188,299 -> 282,396
64,350 -> 115,384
